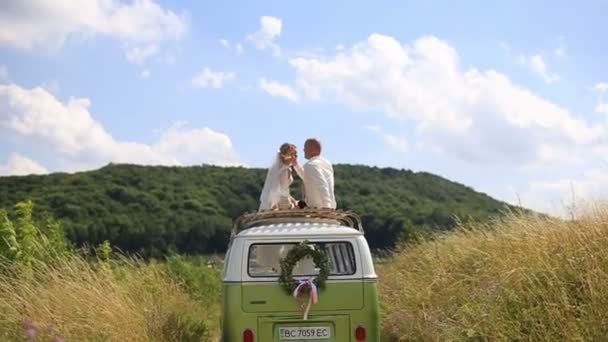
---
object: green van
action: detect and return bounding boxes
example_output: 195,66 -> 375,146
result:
221,209 -> 380,342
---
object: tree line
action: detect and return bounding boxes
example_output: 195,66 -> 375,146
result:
0,163 -> 518,257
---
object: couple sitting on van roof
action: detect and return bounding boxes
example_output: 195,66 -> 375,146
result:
259,138 -> 336,211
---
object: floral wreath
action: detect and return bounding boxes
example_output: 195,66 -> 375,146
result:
278,240 -> 329,296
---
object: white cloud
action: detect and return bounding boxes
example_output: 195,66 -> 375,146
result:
191,68 -> 235,89
0,0 -> 188,64
154,122 -> 241,166
517,169 -> 608,217
499,41 -> 511,53
365,125 -> 408,152
0,153 -> 48,176
139,69 -> 151,79
596,82 -> 608,92
259,78 -> 299,102
247,16 -> 282,56
595,82 -> 608,114
518,54 -> 560,83
126,44 -> 159,64
0,65 -> 8,81
554,36 -> 566,57
596,103 -> 608,115
219,39 -> 244,55
0,83 -> 242,175
39,80 -> 61,94
285,34 -> 601,166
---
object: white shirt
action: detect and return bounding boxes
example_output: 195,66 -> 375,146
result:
294,156 -> 336,209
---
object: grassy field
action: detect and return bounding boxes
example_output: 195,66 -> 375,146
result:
0,253 -> 222,341
378,206 -> 608,341
0,200 -> 221,341
2,201 -> 608,341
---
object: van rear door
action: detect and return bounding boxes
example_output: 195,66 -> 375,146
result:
243,241 -> 363,341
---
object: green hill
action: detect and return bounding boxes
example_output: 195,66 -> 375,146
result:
0,163 -> 518,257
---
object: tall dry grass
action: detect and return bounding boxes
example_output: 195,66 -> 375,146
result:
0,254 -> 218,341
379,206 -> 608,341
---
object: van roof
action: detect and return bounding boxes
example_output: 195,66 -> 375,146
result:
232,209 -> 363,238
236,222 -> 363,238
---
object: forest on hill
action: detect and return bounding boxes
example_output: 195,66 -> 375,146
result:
0,163 -> 517,257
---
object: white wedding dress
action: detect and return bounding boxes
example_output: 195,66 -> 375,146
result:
259,155 -> 294,211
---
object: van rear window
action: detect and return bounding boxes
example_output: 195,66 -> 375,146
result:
248,242 -> 356,277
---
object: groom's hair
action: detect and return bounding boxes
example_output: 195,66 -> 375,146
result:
305,138 -> 322,153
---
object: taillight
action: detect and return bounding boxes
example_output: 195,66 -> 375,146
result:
355,326 -> 366,341
243,328 -> 254,342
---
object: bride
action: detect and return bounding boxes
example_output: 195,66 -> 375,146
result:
259,143 -> 299,211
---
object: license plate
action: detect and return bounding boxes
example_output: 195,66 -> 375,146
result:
278,326 -> 331,340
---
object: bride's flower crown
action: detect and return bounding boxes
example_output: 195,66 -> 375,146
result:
280,152 -> 294,161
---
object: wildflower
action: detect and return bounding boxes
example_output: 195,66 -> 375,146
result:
25,327 -> 36,339
23,319 -> 37,339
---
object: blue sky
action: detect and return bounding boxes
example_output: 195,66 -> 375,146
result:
1,0 -> 608,215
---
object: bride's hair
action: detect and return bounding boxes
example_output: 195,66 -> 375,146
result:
279,143 -> 296,161
279,143 -> 292,155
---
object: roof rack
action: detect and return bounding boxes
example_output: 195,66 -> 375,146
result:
232,208 -> 363,237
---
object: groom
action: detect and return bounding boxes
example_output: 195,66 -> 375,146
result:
293,138 -> 336,209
